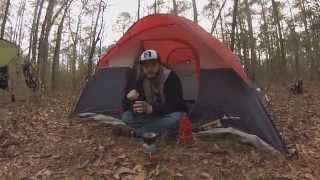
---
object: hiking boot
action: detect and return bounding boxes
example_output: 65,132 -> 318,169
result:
112,124 -> 136,137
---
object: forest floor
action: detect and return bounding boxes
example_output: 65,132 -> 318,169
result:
0,81 -> 319,180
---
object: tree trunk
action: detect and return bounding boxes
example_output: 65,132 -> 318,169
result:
52,6 -> 69,91
299,0 -> 315,80
37,0 -> 67,91
137,0 -> 141,19
219,15 -> 225,43
71,17 -> 81,89
260,0 -> 273,75
172,0 -> 178,16
292,30 -> 300,77
238,15 -> 249,73
38,0 -> 56,91
87,0 -> 104,79
286,0 -> 300,77
27,0 -> 41,62
244,0 -> 257,81
210,0 -> 227,35
17,0 -> 26,47
311,16 -> 320,79
269,31 -> 277,75
271,0 -> 286,74
230,0 -> 239,52
154,0 -> 157,14
0,0 -> 11,39
69,0 -> 87,89
191,0 -> 198,23
31,0 -> 45,64
12,0 -> 25,46
235,17 -> 241,56
12,2 -> 21,42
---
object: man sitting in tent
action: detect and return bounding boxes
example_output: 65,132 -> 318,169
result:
113,49 -> 188,138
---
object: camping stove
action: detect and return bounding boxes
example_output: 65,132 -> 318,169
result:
142,132 -> 158,160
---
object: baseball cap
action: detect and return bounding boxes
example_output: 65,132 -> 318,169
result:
140,49 -> 160,63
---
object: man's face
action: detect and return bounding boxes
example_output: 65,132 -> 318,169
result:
141,60 -> 161,79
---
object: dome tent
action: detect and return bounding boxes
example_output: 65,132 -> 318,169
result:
0,39 -> 29,102
73,14 -> 286,153
0,39 -> 18,67
0,39 -> 18,98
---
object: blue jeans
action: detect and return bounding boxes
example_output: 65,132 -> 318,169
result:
121,111 -> 184,137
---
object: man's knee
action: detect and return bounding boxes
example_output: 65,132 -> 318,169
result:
163,112 -> 185,123
157,112 -> 185,130
121,111 -> 145,129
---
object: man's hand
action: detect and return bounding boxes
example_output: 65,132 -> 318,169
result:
133,101 -> 153,114
127,89 -> 139,101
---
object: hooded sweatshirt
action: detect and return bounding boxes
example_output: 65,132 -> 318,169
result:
123,66 -> 188,115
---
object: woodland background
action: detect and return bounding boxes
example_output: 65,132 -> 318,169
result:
0,0 -> 320,179
0,0 -> 319,92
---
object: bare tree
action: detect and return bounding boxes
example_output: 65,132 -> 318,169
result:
114,12 -> 132,35
12,0 -> 22,42
69,0 -> 88,89
12,0 -> 26,47
31,0 -> 45,64
149,0 -> 165,14
298,0 -> 315,80
230,0 -> 239,52
172,0 -> 191,15
219,14 -> 225,43
210,0 -> 227,34
172,0 -> 178,15
192,0 -> 198,23
0,0 -> 10,39
87,0 -> 106,78
154,0 -> 157,14
37,0 -> 56,91
38,0 -> 70,91
137,0 -> 141,20
237,13 -> 250,73
52,1 -> 73,91
27,0 -> 41,62
286,0 -> 300,77
244,0 -> 257,81
271,0 -> 286,73
259,0 -> 272,62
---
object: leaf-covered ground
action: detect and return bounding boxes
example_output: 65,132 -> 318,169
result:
0,82 -> 319,179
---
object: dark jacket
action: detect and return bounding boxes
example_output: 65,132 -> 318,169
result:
123,71 -> 188,115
